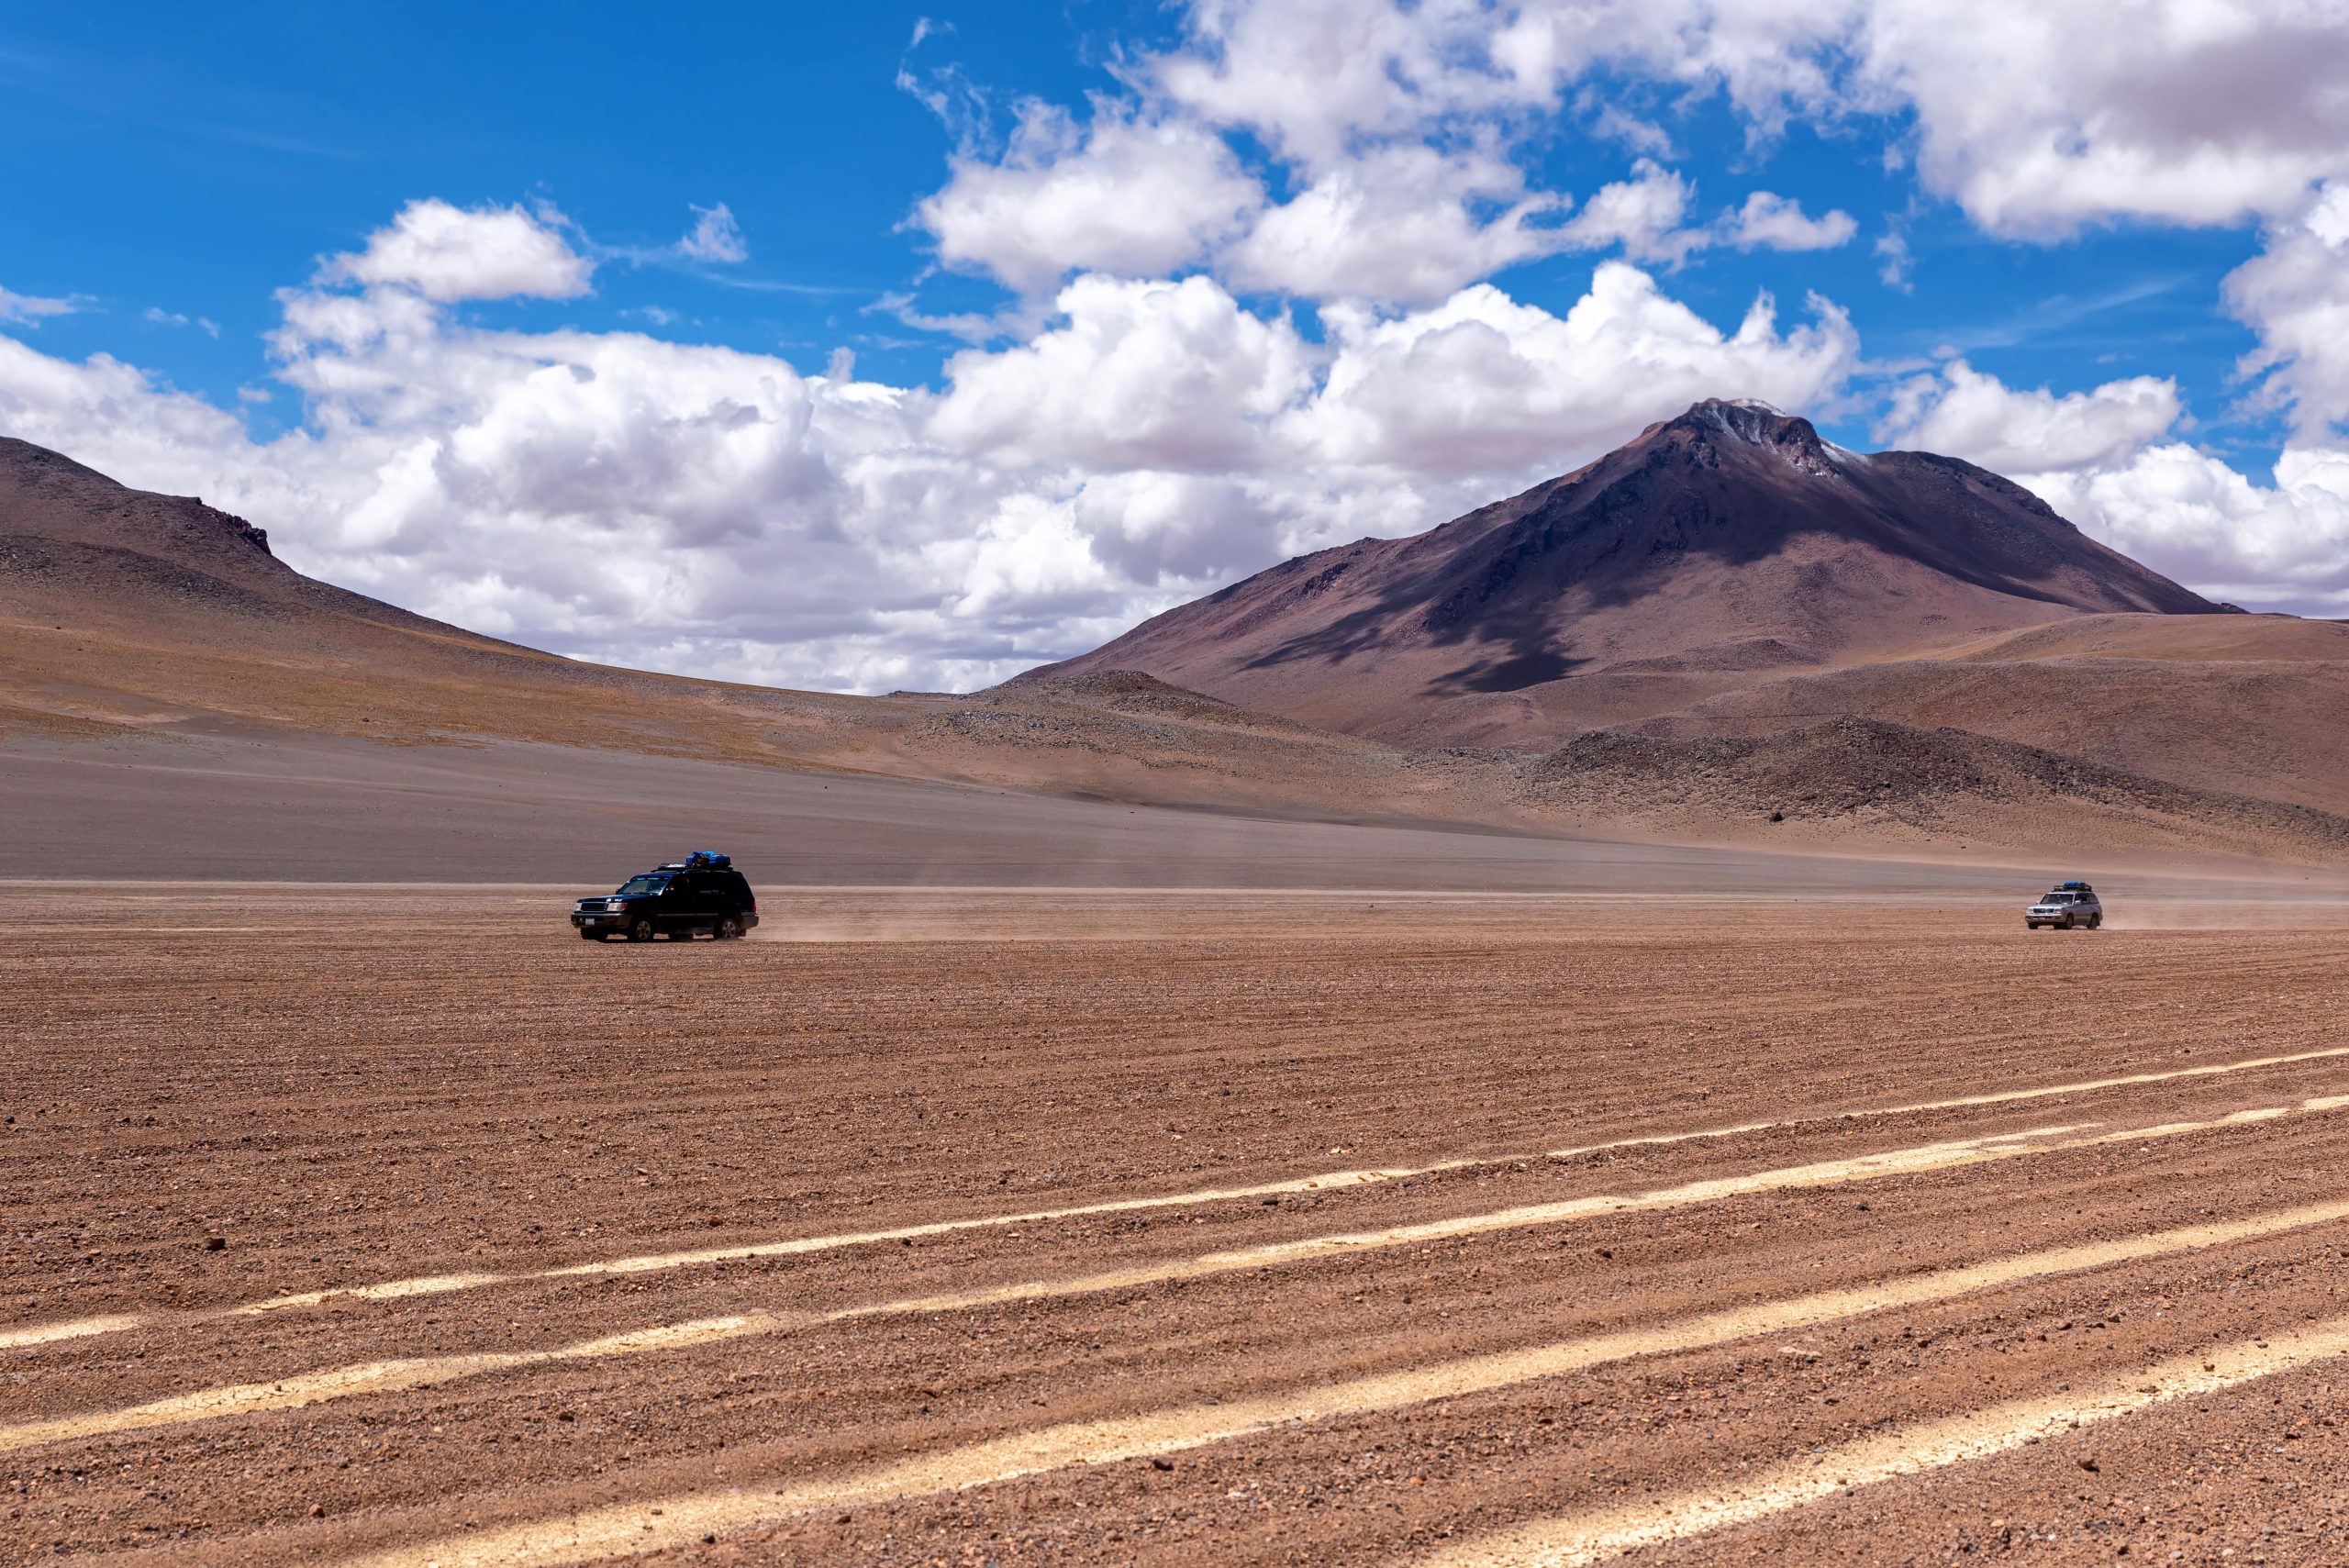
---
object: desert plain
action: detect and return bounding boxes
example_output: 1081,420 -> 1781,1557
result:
12,406 -> 2349,1567
8,843 -> 2349,1566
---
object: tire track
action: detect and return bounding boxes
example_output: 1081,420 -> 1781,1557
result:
316,1191 -> 2349,1568
1417,1318 -> 2349,1566
11,1043 -> 2346,1354
10,1102 -> 2346,1457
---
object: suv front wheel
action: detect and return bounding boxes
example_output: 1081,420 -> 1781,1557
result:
628,917 -> 657,942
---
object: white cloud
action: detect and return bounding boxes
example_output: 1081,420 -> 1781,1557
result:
1874,229 -> 1914,291
1875,354 -> 2349,611
1294,262 -> 1861,476
2027,441 -> 2349,611
926,273 -> 1313,473
0,209 -> 1885,689
2226,181 -> 2349,439
911,0 -> 2349,325
1143,0 -> 2349,242
916,102 -> 1264,294
320,199 -> 594,302
1853,0 -> 2349,235
1724,191 -> 1858,251
1556,160 -> 1706,264
1,284 -> 88,327
1877,360 -> 2184,474
1219,144 -> 1568,305
143,306 -> 222,337
0,335 -> 298,513
677,203 -> 749,263
1151,0 -> 1536,169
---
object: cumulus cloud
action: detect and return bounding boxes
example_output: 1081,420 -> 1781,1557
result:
1141,0 -> 2349,240
1724,191 -> 1858,251
1151,0 -> 1541,169
927,273 -> 1313,473
1296,263 -> 1860,475
2027,442 -> 2349,611
320,199 -> 594,302
917,0 -> 2349,316
1219,144 -> 1569,305
1854,0 -> 2349,234
1877,360 -> 2184,473
0,216 -> 1881,688
677,203 -> 749,263
22,0 -> 2349,683
1875,354 -> 2349,611
1555,161 -> 1705,264
917,103 -> 1264,294
1,284 -> 89,327
2225,182 -> 2349,439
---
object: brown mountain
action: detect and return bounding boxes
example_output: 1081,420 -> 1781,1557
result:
1032,400 -> 2227,748
8,430 -> 2345,865
0,437 -> 1442,817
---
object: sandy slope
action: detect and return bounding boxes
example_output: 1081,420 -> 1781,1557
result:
1646,614 -> 2349,818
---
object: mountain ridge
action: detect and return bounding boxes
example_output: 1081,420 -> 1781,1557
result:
1031,399 -> 2226,747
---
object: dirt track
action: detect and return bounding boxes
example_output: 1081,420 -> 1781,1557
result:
8,887 -> 2349,1566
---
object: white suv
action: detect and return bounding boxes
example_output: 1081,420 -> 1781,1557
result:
2025,882 -> 2103,931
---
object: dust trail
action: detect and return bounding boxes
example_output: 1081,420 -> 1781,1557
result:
11,1043 -> 2349,1354
1419,1318 -> 2349,1567
12,1102 -> 2347,1458
324,1189 -> 2349,1568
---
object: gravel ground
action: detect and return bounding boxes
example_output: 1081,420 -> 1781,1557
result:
6,887 -> 2349,1567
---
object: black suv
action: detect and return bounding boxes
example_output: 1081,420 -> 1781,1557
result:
572,852 -> 759,942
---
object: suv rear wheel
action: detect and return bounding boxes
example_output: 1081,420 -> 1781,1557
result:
716,915 -> 744,940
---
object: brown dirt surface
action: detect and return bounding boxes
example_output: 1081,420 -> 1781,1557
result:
9,886 -> 2349,1565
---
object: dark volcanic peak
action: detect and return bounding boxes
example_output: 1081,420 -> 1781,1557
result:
1037,399 -> 2223,747
1649,397 -> 1842,466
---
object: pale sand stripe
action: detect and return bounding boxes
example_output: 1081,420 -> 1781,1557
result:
11,1099 -> 2347,1458
0,1314 -> 140,1353
1421,1319 -> 2349,1567
12,1042 -> 2348,1355
331,1188 -> 2349,1568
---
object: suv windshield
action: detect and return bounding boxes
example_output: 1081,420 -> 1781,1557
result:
614,874 -> 671,896
2040,892 -> 2075,903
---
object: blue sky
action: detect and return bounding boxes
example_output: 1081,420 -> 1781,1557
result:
4,1 -> 2347,689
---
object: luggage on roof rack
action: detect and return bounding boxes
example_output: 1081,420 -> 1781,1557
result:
685,850 -> 732,870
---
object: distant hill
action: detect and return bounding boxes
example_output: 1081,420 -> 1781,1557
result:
5,429 -> 2343,864
0,437 -> 1441,819
1031,400 -> 2225,748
